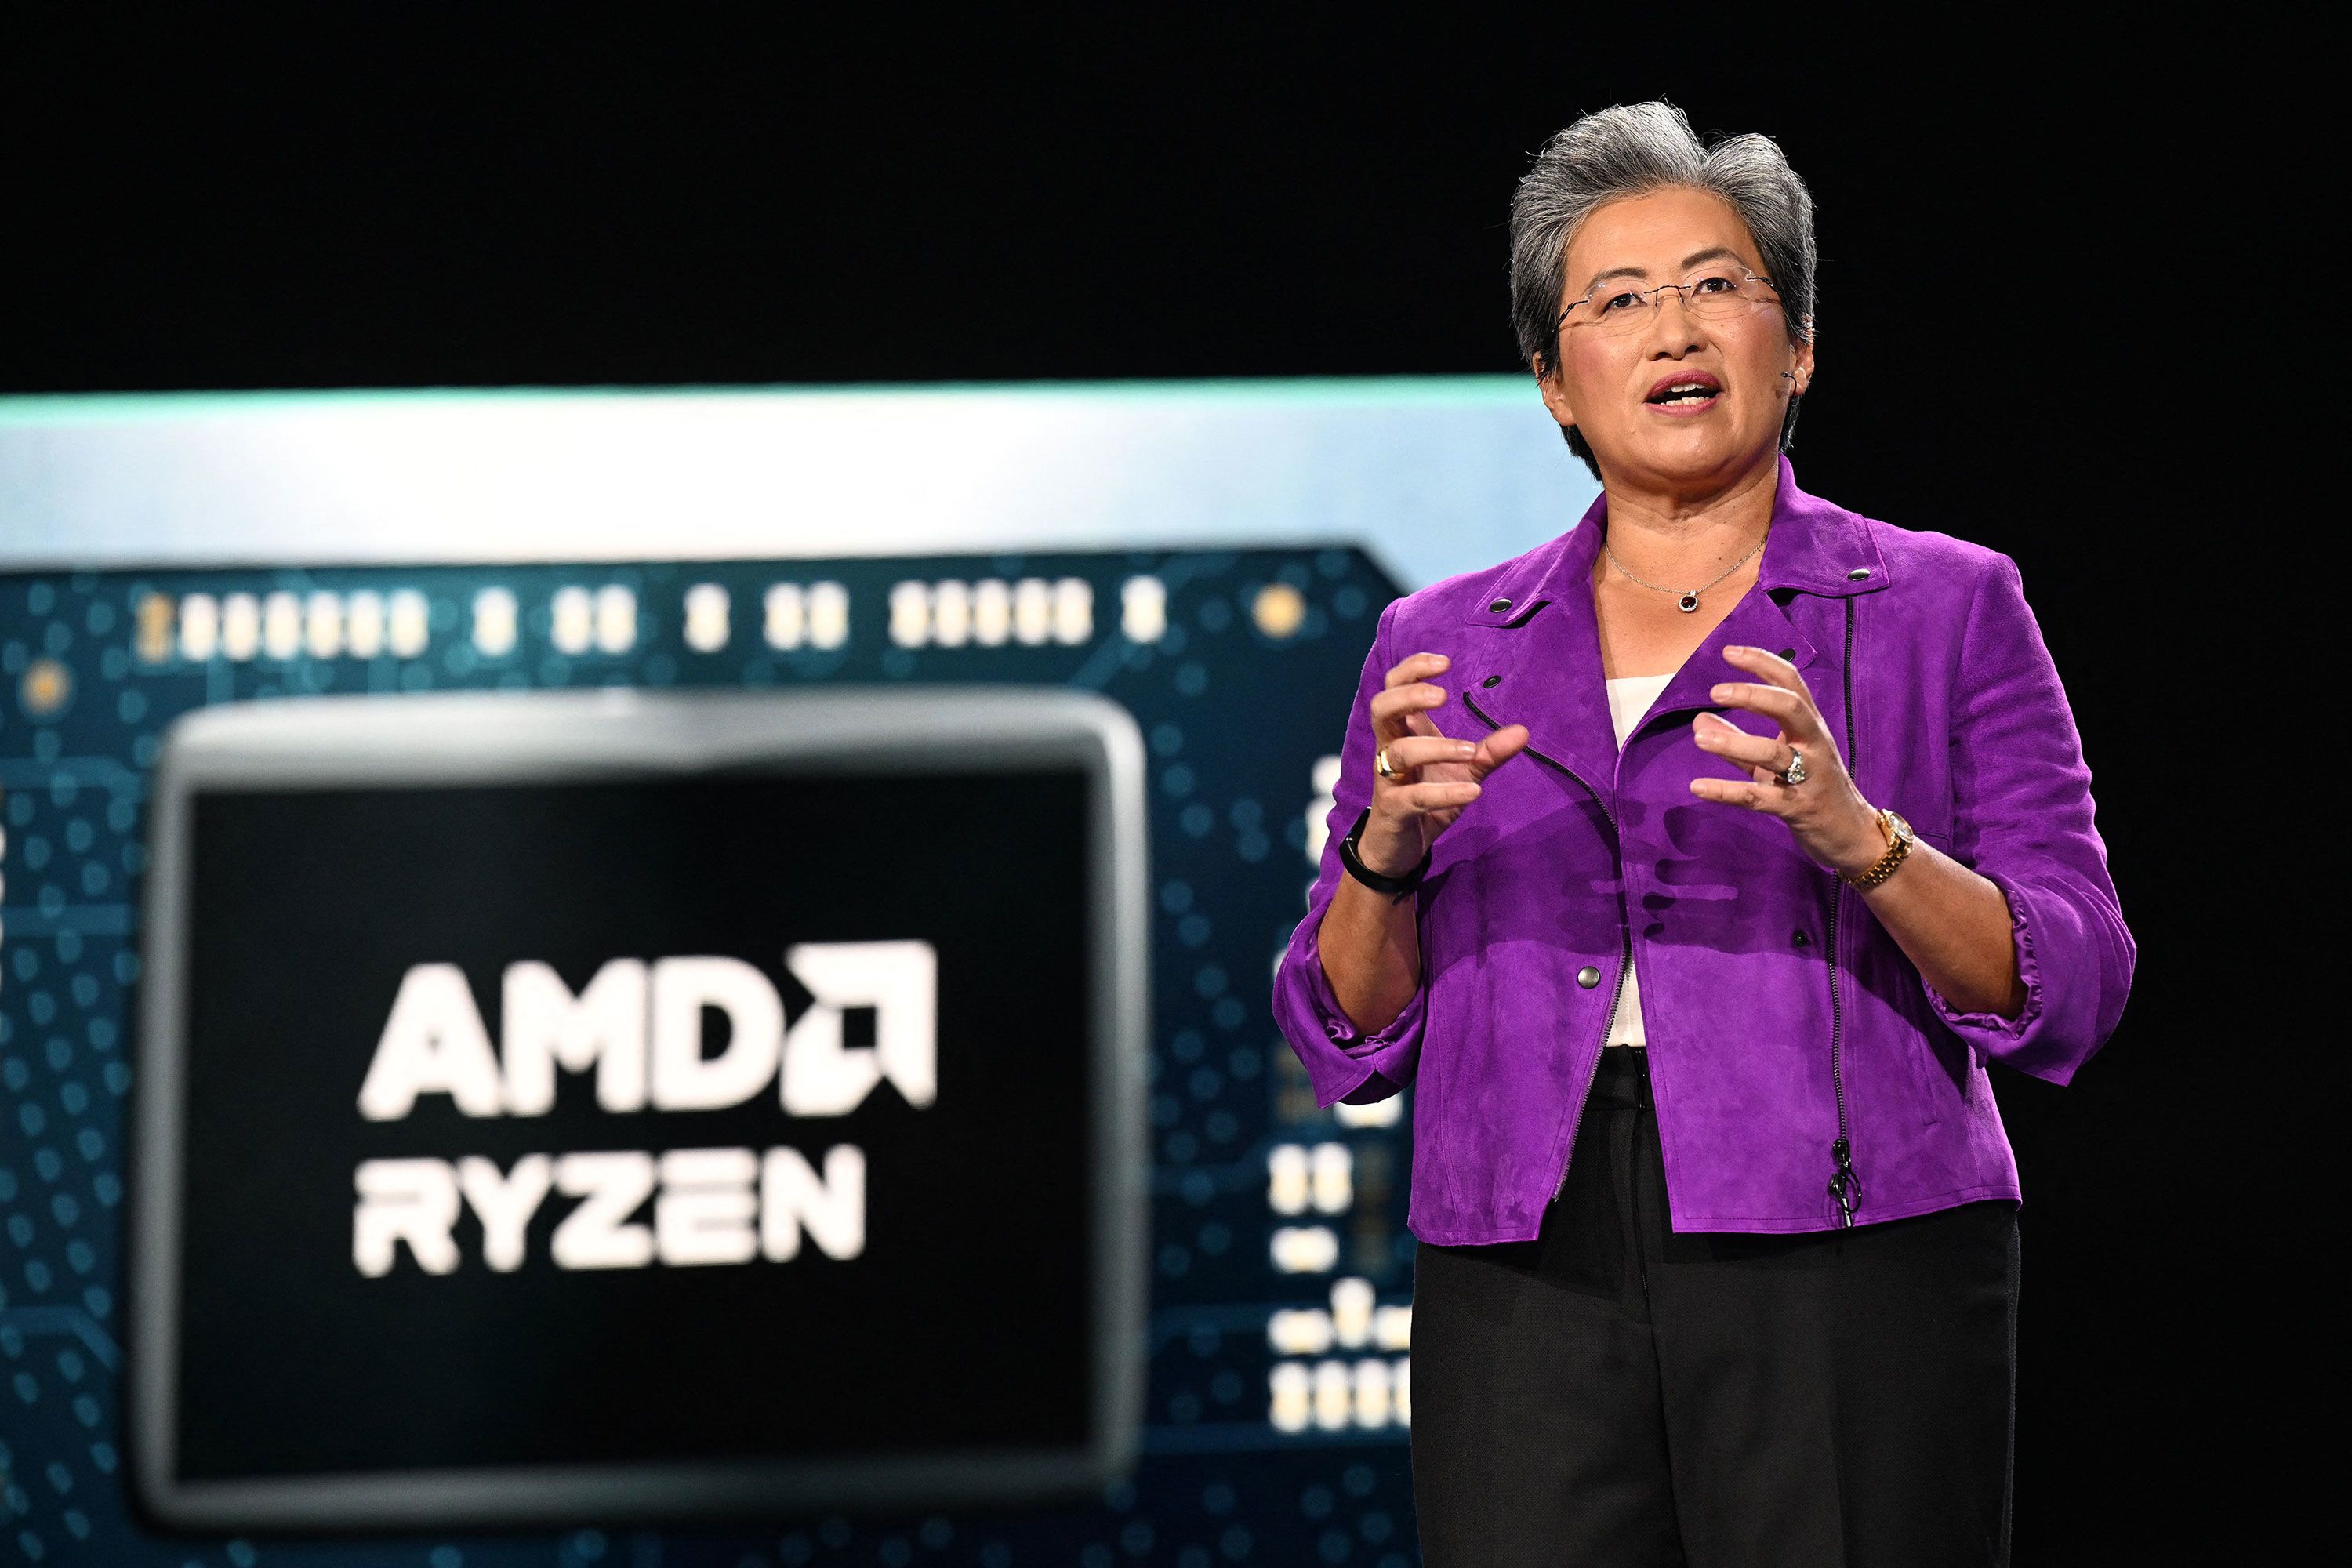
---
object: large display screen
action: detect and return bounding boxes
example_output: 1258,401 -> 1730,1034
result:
0,528 -> 1427,1563
129,688 -> 1149,1529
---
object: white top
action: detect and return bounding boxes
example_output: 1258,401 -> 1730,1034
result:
1602,673 -> 1677,1047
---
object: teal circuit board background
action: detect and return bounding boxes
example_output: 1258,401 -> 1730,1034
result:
0,546 -> 1425,1568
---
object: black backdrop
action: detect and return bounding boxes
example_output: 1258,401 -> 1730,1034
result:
1,9 -> 2299,1559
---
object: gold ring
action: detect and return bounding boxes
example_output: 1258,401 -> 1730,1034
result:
1375,746 -> 1397,780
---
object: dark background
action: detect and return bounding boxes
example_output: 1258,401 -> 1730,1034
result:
180,773 -> 1093,1479
2,8 -> 2294,1558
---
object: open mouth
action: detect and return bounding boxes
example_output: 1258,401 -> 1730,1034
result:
1645,372 -> 1722,410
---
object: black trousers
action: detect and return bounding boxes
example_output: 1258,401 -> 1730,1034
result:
1410,1047 -> 2019,1568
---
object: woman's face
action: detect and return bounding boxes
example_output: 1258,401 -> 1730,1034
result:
1538,186 -> 1813,494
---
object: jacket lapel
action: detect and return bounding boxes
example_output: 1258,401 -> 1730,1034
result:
1639,583 -> 1817,740
1458,458 -> 1893,775
1457,492 -> 1621,801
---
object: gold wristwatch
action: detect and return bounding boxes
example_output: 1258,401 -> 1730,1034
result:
1841,808 -> 1915,890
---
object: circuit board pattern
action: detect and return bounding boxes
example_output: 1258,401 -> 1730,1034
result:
0,547 -> 1420,1567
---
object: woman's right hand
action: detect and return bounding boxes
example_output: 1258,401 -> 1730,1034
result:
1357,652 -> 1530,876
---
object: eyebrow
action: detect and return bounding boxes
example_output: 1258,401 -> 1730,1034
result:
1577,245 -> 1751,294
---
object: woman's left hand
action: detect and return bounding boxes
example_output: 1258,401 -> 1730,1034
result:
1688,644 -> 1885,879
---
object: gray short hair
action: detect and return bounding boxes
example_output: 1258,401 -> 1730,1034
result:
1509,101 -> 1817,477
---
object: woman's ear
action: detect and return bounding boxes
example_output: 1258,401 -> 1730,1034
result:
1789,333 -> 1817,397
1534,356 -> 1579,436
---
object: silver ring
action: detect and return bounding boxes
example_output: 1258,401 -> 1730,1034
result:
1774,746 -> 1808,787
1375,746 -> 1398,780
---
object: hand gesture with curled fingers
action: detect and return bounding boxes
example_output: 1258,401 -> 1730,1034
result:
1687,644 -> 1886,878
1356,652 -> 1532,879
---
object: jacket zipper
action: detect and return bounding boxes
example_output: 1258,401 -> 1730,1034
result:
1826,596 -> 1860,1227
1461,689 -> 1626,1207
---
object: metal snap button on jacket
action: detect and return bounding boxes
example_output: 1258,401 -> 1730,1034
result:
1576,965 -> 1602,988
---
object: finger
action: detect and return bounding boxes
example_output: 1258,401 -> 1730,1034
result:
1686,775 -> 1792,813
1720,643 -> 1817,702
1382,735 -> 1478,773
1690,711 -> 1788,771
1382,779 -> 1482,815
1384,652 -> 1453,691
1403,707 -> 1450,740
1369,681 -> 1450,738
1469,724 -> 1531,779
1704,680 -> 1820,739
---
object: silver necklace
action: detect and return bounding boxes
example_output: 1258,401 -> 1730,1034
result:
1603,527 -> 1769,612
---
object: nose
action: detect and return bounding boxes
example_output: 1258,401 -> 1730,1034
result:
1643,285 -> 1709,352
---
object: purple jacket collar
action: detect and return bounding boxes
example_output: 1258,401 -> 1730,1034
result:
1461,457 -> 1889,807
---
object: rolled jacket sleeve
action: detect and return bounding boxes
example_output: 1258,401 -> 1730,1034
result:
1929,552 -> 2135,1083
1272,603 -> 1427,1108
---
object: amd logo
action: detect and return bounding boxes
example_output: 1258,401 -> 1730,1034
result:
358,941 -> 937,1120
351,940 -> 935,1278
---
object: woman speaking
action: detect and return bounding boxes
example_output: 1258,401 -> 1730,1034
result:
1272,102 -> 2132,1566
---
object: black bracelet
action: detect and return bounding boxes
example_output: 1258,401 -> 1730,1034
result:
1337,808 -> 1428,902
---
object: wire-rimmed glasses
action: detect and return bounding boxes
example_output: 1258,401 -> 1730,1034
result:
1557,267 -> 1782,337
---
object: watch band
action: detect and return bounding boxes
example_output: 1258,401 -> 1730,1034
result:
1338,808 -> 1428,902
1841,808 -> 1914,890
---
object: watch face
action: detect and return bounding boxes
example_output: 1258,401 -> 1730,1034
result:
1886,810 -> 1915,844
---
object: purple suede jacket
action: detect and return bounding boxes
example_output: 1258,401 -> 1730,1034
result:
1273,458 -> 2133,1242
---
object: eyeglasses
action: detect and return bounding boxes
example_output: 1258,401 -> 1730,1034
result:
1557,267 -> 1782,337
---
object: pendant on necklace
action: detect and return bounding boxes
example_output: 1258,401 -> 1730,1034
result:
1676,592 -> 1700,612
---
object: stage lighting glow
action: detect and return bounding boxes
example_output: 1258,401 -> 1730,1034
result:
1251,582 -> 1306,640
1052,576 -> 1092,644
1267,1363 -> 1312,1433
1312,1359 -> 1352,1430
892,575 -> 1083,650
21,657 -> 71,717
472,587 -> 519,656
305,591 -> 343,659
889,580 -> 928,647
178,593 -> 220,662
972,577 -> 1011,644
1330,1276 -> 1374,1348
221,592 -> 260,660
1014,577 -> 1052,644
594,584 -> 637,654
1267,1144 -> 1310,1215
763,582 -> 807,648
1271,1225 -> 1339,1273
1267,1307 -> 1335,1356
346,590 -> 387,659
1310,1142 -> 1353,1214
136,591 -> 176,662
683,583 -> 730,652
262,591 -> 303,660
1352,1358 -> 1392,1428
1120,575 -> 1167,643
934,579 -> 974,646
806,580 -> 849,648
1305,753 -> 1341,865
387,589 -> 431,656
551,585 -> 593,653
1334,1095 -> 1401,1129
